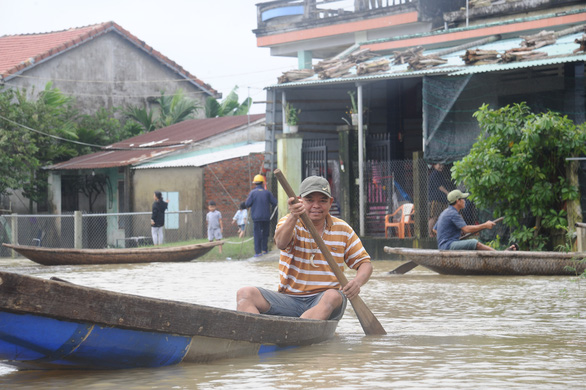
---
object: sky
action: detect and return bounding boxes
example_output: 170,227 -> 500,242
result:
1,0 -> 300,114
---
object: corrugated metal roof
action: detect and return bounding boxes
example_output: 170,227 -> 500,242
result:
268,30 -> 586,88
135,142 -> 266,169
47,114 -> 265,170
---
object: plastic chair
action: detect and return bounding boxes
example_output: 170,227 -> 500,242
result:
384,203 -> 414,238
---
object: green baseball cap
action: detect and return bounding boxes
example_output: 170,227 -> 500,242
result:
299,176 -> 332,198
447,189 -> 469,204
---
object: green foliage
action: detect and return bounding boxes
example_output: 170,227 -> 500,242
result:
123,105 -> 156,132
348,90 -> 358,114
205,86 -> 251,118
0,82 -> 133,211
452,102 -> 586,250
0,83 -> 79,209
76,107 -> 127,155
124,89 -> 201,132
285,102 -> 300,125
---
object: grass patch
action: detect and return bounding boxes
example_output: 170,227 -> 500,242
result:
158,236 -> 263,260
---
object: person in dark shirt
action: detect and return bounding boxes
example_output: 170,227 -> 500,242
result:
434,190 -> 516,251
151,191 -> 168,245
245,174 -> 277,257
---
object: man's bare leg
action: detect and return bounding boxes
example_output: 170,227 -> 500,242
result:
300,289 -> 343,320
236,286 -> 270,314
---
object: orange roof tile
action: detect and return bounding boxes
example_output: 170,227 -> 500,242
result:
0,21 -> 219,97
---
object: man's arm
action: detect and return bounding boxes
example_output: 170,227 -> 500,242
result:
461,220 -> 495,234
274,197 -> 304,250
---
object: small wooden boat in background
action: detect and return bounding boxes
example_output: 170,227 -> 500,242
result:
2,241 -> 223,266
0,271 -> 338,370
384,246 -> 586,276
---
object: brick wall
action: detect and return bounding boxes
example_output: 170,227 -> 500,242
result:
203,153 -> 268,237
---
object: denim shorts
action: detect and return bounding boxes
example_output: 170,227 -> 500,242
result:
257,287 -> 347,321
449,239 -> 478,250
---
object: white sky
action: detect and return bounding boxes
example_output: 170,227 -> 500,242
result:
1,0 -> 300,114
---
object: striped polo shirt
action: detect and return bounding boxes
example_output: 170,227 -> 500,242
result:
276,213 -> 371,296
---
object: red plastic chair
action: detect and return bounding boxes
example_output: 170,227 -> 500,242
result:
384,203 -> 414,238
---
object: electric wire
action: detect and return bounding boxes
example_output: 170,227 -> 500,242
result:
0,114 -> 187,151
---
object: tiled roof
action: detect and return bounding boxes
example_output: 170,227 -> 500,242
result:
0,21 -> 219,97
47,114 -> 265,170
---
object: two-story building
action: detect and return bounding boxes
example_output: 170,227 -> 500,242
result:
252,0 -> 586,253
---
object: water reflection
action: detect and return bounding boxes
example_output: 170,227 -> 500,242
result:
0,256 -> 584,389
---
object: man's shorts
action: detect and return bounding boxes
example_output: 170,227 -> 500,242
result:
208,227 -> 222,241
257,287 -> 347,321
449,238 -> 478,250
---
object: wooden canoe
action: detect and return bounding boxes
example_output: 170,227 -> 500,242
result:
384,246 -> 586,276
2,241 -> 224,266
0,270 -> 338,370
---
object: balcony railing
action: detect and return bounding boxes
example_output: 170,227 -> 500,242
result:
257,0 -> 414,25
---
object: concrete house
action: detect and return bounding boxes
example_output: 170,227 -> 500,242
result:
0,21 -> 222,216
46,114 -> 266,248
0,21 -> 219,115
252,0 -> 586,254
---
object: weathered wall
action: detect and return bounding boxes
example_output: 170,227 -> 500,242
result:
133,166 -> 203,214
132,166 -> 204,240
7,31 -> 209,117
203,153 -> 266,236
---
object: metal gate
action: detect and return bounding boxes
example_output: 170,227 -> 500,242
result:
366,134 -> 393,235
302,139 -> 327,179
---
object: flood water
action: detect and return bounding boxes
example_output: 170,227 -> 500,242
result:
0,253 -> 584,389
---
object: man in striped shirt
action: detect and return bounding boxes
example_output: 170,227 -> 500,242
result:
236,176 -> 373,320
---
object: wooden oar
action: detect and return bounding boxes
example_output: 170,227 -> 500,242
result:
389,216 -> 504,275
274,169 -> 387,336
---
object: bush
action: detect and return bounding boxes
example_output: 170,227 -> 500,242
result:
452,103 -> 586,250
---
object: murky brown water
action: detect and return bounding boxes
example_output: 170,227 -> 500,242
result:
0,254 -> 584,389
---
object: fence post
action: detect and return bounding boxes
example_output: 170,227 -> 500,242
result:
412,151 -> 425,247
74,211 -> 82,249
10,214 -> 18,258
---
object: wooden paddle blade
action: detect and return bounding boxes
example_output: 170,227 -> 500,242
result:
349,296 -> 387,335
388,261 -> 418,274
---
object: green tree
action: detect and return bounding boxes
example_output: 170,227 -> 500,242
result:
75,107 -> 143,155
0,83 -> 78,211
452,102 -> 586,250
124,89 -> 201,132
205,86 -> 251,117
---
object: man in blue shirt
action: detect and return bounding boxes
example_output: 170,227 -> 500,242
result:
245,174 -> 278,257
434,190 -> 498,251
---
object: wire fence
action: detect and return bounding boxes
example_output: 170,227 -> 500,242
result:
0,210 -> 254,257
1,157 -> 502,256
354,159 -> 484,237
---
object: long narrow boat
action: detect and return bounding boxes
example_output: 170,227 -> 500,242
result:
0,271 -> 338,370
384,246 -> 586,276
2,241 -> 223,265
